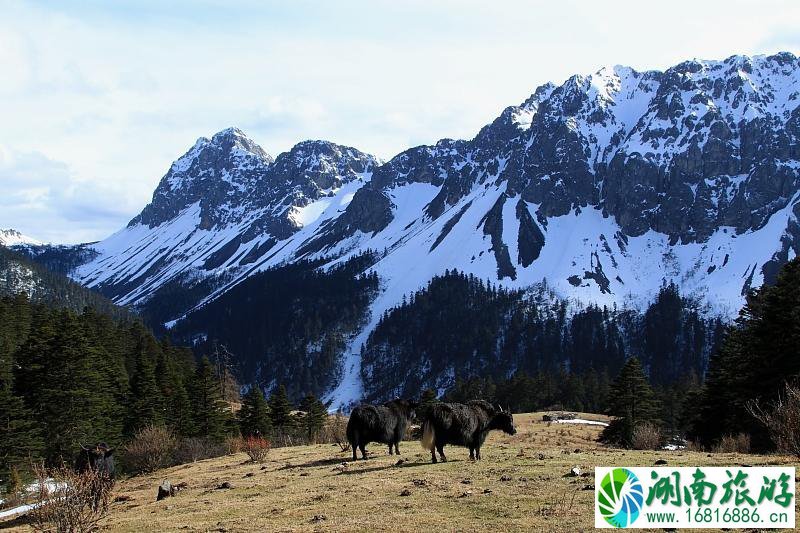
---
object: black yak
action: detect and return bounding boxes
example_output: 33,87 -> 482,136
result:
420,400 -> 516,463
75,442 -> 116,478
346,399 -> 417,460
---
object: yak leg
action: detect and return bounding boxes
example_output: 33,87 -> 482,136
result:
359,444 -> 367,460
475,446 -> 482,460
436,444 -> 447,462
394,442 -> 401,455
388,443 -> 394,455
431,449 -> 438,464
469,448 -> 475,461
352,444 -> 358,461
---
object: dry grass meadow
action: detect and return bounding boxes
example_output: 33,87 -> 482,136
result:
2,412 -> 798,532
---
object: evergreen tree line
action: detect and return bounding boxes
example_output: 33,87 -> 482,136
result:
362,270 -> 721,402
238,384 -> 328,445
0,293 -> 334,488
167,252 -> 380,400
689,257 -> 800,451
439,259 -> 800,453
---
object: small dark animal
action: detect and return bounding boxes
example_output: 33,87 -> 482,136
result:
420,400 -> 516,463
346,399 -> 417,460
75,442 -> 116,478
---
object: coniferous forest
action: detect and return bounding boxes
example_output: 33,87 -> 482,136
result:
0,293 -> 204,481
166,252 -> 380,400
362,271 -> 720,418
0,291 -> 335,487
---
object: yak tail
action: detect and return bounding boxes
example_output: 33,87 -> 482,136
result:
420,420 -> 435,451
346,418 -> 357,448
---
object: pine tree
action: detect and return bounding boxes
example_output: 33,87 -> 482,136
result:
267,384 -> 293,429
239,387 -> 271,437
126,339 -> 164,435
190,357 -> 232,442
0,371 -> 42,486
600,357 -> 660,447
156,347 -> 194,437
299,394 -> 327,442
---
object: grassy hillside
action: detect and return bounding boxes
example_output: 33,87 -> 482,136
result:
3,413 -> 798,532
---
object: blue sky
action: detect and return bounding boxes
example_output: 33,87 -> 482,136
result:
1,0 -> 799,243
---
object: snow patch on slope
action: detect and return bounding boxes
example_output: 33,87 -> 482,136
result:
0,229 -> 43,247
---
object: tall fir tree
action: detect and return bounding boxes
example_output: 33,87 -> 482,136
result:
0,361 -> 42,487
238,387 -> 271,438
299,394 -> 327,442
155,345 -> 194,437
600,357 -> 660,447
190,357 -> 232,442
267,384 -> 294,429
126,337 -> 164,435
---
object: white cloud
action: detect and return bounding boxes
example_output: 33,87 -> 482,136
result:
0,0 -> 798,243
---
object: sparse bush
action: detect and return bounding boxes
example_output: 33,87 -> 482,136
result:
225,436 -> 245,455
243,436 -> 271,463
30,463 -> 113,532
685,439 -> 705,452
320,413 -> 351,452
713,433 -> 751,454
122,425 -> 177,474
173,437 -> 226,464
631,422 -> 662,450
1,466 -> 24,509
748,382 -> 800,457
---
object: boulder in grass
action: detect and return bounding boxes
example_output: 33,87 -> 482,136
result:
157,480 -> 175,501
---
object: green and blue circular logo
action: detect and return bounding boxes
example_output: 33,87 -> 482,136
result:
597,468 -> 644,528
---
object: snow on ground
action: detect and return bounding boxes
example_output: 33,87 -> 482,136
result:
554,418 -> 609,427
0,478 -> 66,520
0,503 -> 36,520
323,185 -> 798,407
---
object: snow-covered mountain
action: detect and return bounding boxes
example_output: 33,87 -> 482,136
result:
0,229 -> 42,247
15,52 -> 800,406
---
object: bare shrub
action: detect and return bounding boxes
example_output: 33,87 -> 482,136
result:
748,382 -> 800,457
122,425 -> 177,474
713,433 -> 751,454
30,463 -> 113,532
1,466 -> 24,509
243,436 -> 271,463
173,437 -> 226,465
225,436 -> 245,455
320,413 -> 351,452
631,422 -> 662,450
685,439 -> 705,452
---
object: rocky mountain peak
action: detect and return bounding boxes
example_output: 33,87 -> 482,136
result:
66,53 -> 799,336
269,140 -> 378,194
210,127 -> 272,161
0,228 -> 42,247
131,128 -> 274,228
